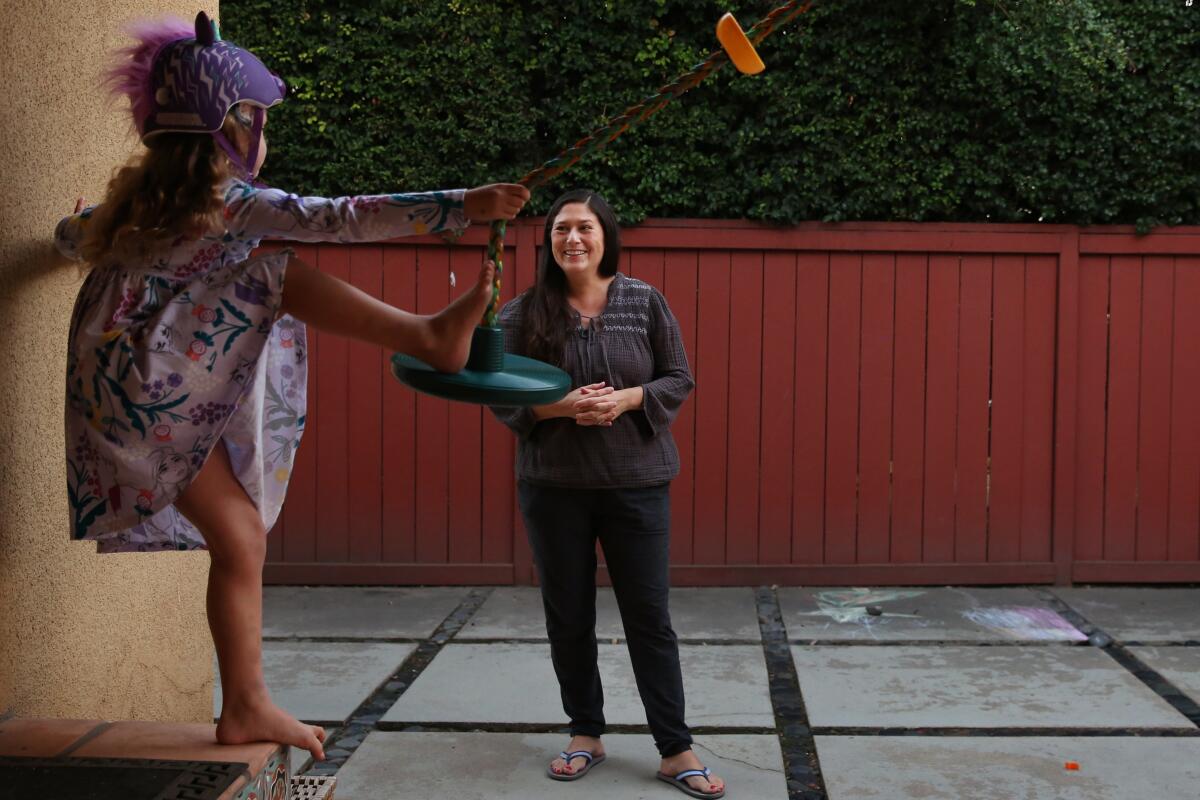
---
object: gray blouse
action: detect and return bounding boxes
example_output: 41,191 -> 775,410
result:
490,272 -> 695,489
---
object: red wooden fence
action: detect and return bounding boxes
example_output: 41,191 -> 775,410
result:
260,220 -> 1200,586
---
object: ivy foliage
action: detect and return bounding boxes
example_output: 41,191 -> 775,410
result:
222,0 -> 1200,228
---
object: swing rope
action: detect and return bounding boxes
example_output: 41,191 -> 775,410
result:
481,0 -> 814,326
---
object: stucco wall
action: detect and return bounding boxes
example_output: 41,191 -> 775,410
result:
0,1 -> 217,722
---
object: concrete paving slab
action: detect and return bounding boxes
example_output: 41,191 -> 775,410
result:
382,643 -> 773,727
458,587 -> 624,640
1128,646 -> 1200,701
334,732 -> 786,799
779,587 -> 1085,642
666,587 -> 762,640
459,587 -> 762,641
215,642 -> 415,725
1054,587 -> 1200,642
262,586 -> 469,639
816,736 -> 1200,800
790,645 -> 1188,727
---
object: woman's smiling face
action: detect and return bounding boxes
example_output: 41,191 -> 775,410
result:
551,202 -> 605,276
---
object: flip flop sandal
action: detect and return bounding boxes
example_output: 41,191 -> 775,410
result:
547,749 -> 607,781
656,766 -> 726,799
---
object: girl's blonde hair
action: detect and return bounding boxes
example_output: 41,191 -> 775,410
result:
80,113 -> 249,266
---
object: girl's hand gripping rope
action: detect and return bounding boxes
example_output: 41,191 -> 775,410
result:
464,183 -> 531,222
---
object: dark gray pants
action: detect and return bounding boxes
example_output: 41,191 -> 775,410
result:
518,481 -> 692,757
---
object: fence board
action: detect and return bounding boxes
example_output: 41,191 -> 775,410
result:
891,254 -> 927,563
1022,256 -> 1056,563
791,253 -> 828,564
759,252 -> 797,564
664,250 -> 698,565
727,251 -> 763,563
825,254 -> 862,564
693,251 -> 732,565
1075,256 -> 1109,562
858,254 -> 895,564
923,255 -> 959,563
1169,258 -> 1200,563
1136,256 -> 1173,562
955,256 -> 992,563
347,246 -> 383,564
1105,256 -> 1142,561
990,255 -> 1025,562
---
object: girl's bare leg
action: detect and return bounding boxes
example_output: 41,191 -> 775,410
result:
176,442 -> 327,760
280,256 -> 494,373
230,253 -> 491,753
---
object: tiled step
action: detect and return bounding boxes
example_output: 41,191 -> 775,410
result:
0,717 -> 335,799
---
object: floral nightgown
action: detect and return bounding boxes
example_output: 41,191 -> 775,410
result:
55,180 -> 468,552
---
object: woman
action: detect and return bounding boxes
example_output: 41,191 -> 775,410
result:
491,189 -> 725,798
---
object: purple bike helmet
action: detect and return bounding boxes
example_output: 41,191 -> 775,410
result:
108,11 -> 285,180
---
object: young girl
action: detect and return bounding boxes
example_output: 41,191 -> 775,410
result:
54,12 -> 529,760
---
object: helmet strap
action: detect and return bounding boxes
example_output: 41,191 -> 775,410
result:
245,106 -> 265,179
211,106 -> 267,187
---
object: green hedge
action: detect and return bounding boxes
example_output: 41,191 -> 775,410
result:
223,0 -> 1200,229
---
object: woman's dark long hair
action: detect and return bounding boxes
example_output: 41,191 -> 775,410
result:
519,190 -> 621,366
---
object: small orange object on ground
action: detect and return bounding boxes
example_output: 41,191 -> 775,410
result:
1065,761 -> 1081,771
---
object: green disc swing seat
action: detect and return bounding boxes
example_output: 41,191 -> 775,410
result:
391,322 -> 571,406
391,220 -> 572,407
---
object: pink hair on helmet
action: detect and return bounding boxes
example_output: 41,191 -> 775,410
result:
103,16 -> 194,135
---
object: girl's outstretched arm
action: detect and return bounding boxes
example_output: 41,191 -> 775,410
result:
224,182 -> 529,244
223,182 -> 470,243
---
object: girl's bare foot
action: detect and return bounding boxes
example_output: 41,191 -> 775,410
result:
660,749 -> 725,796
549,734 -> 604,777
412,260 -> 495,373
216,696 -> 327,761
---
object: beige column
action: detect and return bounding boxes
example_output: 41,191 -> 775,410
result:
0,1 -> 218,722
